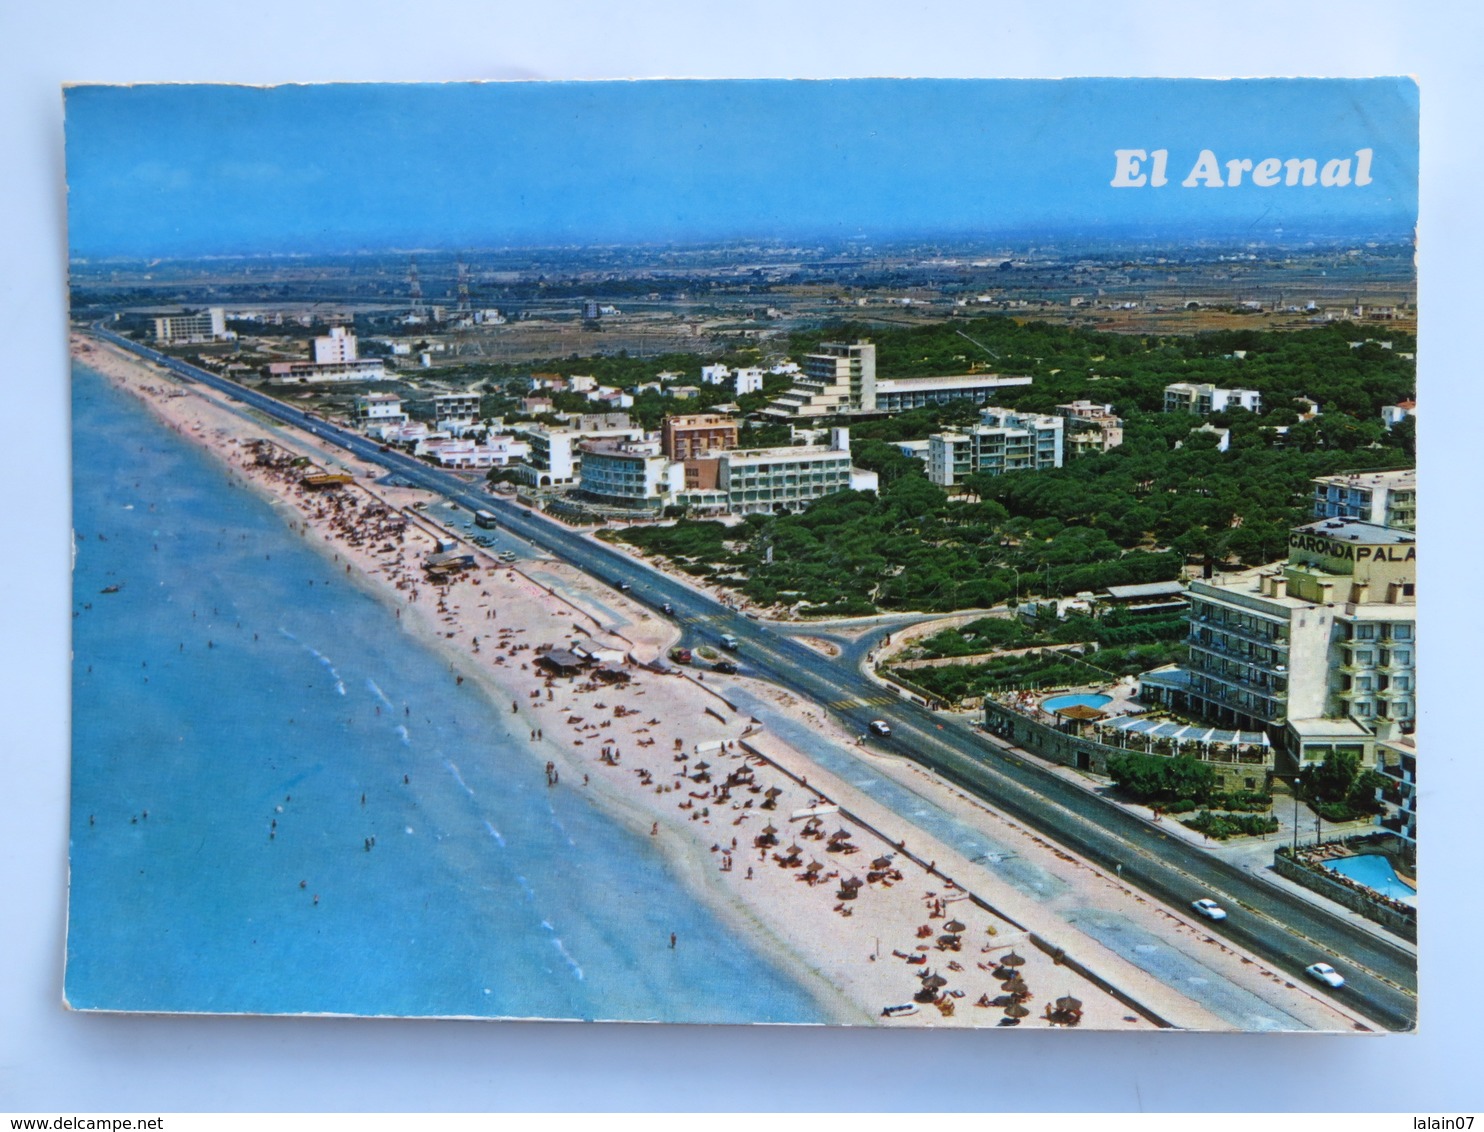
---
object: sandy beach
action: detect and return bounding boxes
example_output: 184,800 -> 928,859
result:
71,331 -> 1373,1032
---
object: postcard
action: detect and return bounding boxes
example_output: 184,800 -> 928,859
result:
64,77 -> 1417,1031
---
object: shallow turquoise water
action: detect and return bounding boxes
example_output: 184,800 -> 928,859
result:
66,361 -> 826,1023
1041,693 -> 1113,712
1322,853 -> 1416,903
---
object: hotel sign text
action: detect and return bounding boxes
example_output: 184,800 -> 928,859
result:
1289,533 -> 1416,563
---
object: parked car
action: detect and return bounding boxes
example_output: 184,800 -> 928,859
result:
868,720 -> 892,738
1305,962 -> 1345,988
661,603 -> 673,615
712,660 -> 738,675
1191,898 -> 1227,922
669,647 -> 692,665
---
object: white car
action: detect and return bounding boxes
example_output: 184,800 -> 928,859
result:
868,720 -> 892,738
1191,898 -> 1227,921
1305,962 -> 1346,988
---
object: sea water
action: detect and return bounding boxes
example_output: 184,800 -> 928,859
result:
67,362 -> 825,1023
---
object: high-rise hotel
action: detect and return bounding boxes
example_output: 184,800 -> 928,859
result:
1143,470 -> 1417,857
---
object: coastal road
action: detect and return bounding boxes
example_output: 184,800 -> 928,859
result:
89,328 -> 1418,1030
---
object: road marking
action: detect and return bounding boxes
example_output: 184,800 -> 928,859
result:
827,695 -> 897,709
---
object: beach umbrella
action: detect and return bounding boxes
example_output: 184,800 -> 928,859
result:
991,994 -> 1016,1008
921,973 -> 949,990
1003,1003 -> 1030,1019
831,828 -> 853,840
694,760 -> 710,770
1000,951 -> 1026,967
871,856 -> 893,870
944,919 -> 967,934
1055,996 -> 1083,1013
805,860 -> 822,873
765,786 -> 783,798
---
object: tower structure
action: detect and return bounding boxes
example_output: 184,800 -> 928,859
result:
408,257 -> 424,313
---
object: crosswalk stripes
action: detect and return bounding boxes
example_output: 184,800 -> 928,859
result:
827,693 -> 899,710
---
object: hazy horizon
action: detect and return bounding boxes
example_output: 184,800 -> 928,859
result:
65,79 -> 1418,261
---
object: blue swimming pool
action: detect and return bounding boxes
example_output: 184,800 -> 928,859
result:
1042,692 -> 1113,713
1322,853 -> 1417,903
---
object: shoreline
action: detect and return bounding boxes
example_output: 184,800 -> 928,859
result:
70,332 -> 1370,1033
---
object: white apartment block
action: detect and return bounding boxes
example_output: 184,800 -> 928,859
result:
517,417 -> 645,486
415,435 -> 529,470
1312,469 -> 1416,531
734,367 -> 765,396
433,392 -> 482,427
354,393 -> 408,428
313,326 -> 359,364
1163,382 -> 1262,415
926,407 -> 1063,487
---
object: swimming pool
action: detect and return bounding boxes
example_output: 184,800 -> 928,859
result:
1322,853 -> 1417,903
1042,692 -> 1113,713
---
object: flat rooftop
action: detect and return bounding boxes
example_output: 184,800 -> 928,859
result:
1293,517 -> 1417,546
1104,581 -> 1188,600
1313,468 -> 1416,492
875,373 -> 1032,390
1286,717 -> 1375,740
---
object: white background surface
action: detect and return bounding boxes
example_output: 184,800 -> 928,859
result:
1,0 -> 1477,1112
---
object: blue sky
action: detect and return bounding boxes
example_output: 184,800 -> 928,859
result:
64,78 -> 1418,258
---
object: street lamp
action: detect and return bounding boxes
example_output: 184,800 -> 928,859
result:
1292,779 -> 1300,854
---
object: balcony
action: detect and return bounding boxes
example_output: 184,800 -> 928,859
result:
1188,641 -> 1287,676
1196,617 -> 1289,650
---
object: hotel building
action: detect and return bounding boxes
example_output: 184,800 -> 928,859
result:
1153,516 -> 1415,773
762,340 -> 1031,418
675,428 -> 877,516
152,307 -> 230,344
577,437 -> 684,509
